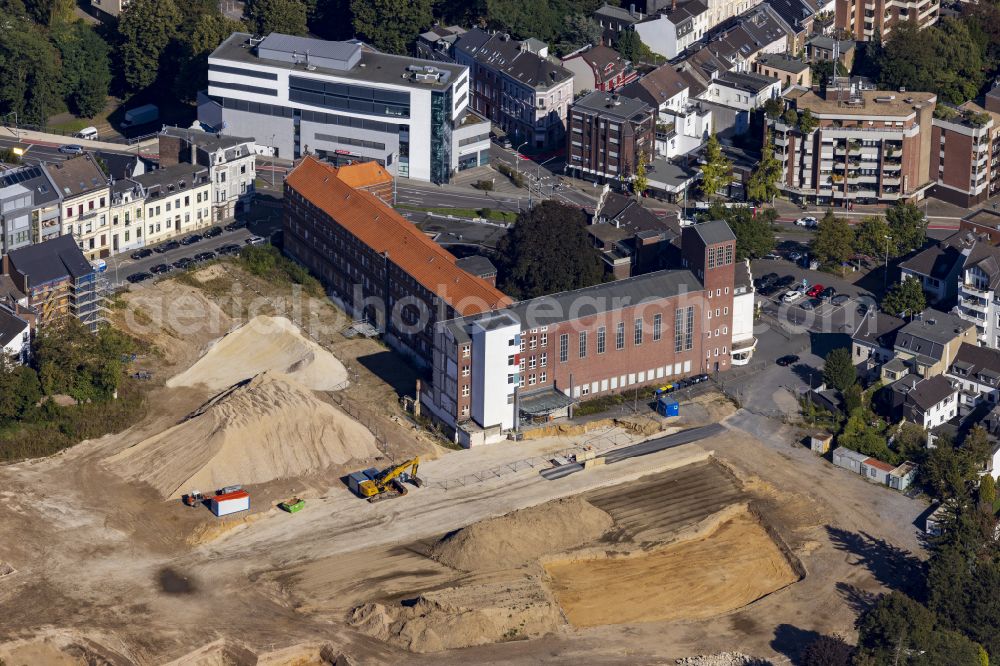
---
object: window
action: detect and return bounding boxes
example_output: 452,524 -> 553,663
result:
597,326 -> 606,354
653,314 -> 662,341
634,318 -> 643,345
540,352 -> 547,367
579,331 -> 587,358
528,374 -> 536,386
685,307 -> 693,350
559,334 -> 568,362
540,371 -> 547,383
675,309 -> 684,352
616,321 -> 625,350
461,365 -> 470,376
541,333 -> 547,346
461,384 -> 470,397
529,357 -> 537,370
462,344 -> 470,358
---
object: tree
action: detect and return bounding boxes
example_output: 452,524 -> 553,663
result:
886,201 -> 927,256
716,204 -> 776,261
979,475 -> 996,509
117,0 -> 182,92
853,215 -> 891,259
843,382 -> 863,415
0,360 -> 41,424
856,592 -> 936,662
881,278 -> 926,317
557,14 -> 603,54
839,413 -> 895,462
797,109 -> 818,134
800,634 -> 853,666
923,442 -> 981,500
762,97 -> 783,119
746,132 -> 782,204
496,200 -> 604,299
351,0 -> 432,54
245,0 -> 307,36
52,23 -> 111,118
172,12 -> 246,102
615,29 -> 654,63
823,347 -> 856,392
23,0 -> 74,25
811,210 -> 854,271
699,133 -> 732,201
0,18 -> 63,124
878,19 -> 984,105
633,151 -> 648,198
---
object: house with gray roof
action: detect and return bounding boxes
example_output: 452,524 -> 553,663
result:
634,0 -> 710,60
892,309 -> 977,378
0,165 -> 61,253
852,310 -> 906,372
900,229 -> 979,305
900,374 -> 959,429
589,190 -> 681,278
946,342 -> 1000,417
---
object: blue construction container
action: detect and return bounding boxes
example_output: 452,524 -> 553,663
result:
657,397 -> 680,417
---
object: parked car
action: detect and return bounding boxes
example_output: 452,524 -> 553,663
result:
154,240 -> 180,254
217,243 -> 241,256
149,263 -> 171,274
788,251 -> 803,262
130,248 -> 153,260
194,251 -> 216,262
795,216 -> 818,228
762,252 -> 781,260
801,299 -> 816,311
224,220 -> 247,231
58,144 -> 84,155
783,290 -> 803,303
806,285 -> 824,298
204,226 -> 223,238
245,235 -> 265,246
180,234 -> 202,246
172,257 -> 193,269
776,355 -> 799,366
126,271 -> 152,283
776,275 -> 795,288
820,287 -> 836,300
832,294 -> 850,306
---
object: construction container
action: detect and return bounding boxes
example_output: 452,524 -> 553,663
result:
348,468 -> 380,495
210,490 -> 250,517
657,397 -> 680,417
279,498 -> 305,513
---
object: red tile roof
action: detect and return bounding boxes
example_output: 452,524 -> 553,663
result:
864,458 -> 896,473
286,157 -> 511,316
333,161 -> 393,189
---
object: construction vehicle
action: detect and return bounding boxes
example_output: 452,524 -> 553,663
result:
182,490 -> 205,507
348,458 -> 423,502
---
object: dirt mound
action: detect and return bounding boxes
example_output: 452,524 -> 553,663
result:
106,373 -> 379,499
431,497 -> 613,572
350,575 -> 561,652
167,315 -> 348,392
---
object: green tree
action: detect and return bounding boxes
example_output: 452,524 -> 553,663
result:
762,97 -> 783,119
557,14 -> 603,54
878,19 -> 985,105
979,475 -> 996,509
881,278 -> 926,317
245,0 -> 307,36
797,109 -> 818,134
843,382 -> 863,415
823,347 -> 856,392
496,200 -> 604,299
0,18 -> 63,124
23,0 -> 74,25
746,132 -> 782,204
853,215 -> 892,259
633,151 -> 648,198
615,29 -> 654,63
351,0 -> 432,54
118,0 -> 183,92
52,22 -> 111,118
894,422 -> 928,462
856,592 -> 936,661
839,413 -> 895,461
716,204 -> 776,261
923,442 -> 981,500
886,201 -> 927,255
172,12 -> 246,102
811,210 -> 855,271
699,133 -> 732,201
0,360 -> 41,424
800,634 -> 853,666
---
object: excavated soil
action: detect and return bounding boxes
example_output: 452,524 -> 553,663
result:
544,510 -> 800,627
167,315 -> 348,392
105,373 -> 379,499
430,496 -> 614,572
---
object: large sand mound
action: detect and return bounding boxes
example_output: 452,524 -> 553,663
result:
167,315 -> 348,391
431,497 -> 613,572
107,373 -> 379,499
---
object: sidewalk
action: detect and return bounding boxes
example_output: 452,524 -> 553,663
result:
2,125 -> 160,155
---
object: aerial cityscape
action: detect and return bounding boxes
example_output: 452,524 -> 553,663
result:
1,0 -> 999,663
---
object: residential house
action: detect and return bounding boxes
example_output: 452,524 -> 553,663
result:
835,0 -> 938,41
618,64 -> 712,159
108,179 -> 146,255
452,28 -> 574,150
901,374 -> 958,428
804,35 -> 855,70
983,439 -> 1000,480
588,190 -> 681,278
852,310 -> 906,368
566,91 -> 656,186
2,235 -> 100,330
634,1 -> 710,60
95,152 -> 150,181
703,4 -> 791,71
764,0 -> 816,53
892,309 -> 976,378
0,165 -> 60,253
769,84 -> 936,206
704,0 -> 767,30
46,155 -> 111,261
899,229 -> 978,305
701,71 -> 781,137
138,164 -> 214,247
593,4 -> 642,46
415,24 -> 467,61
928,102 -> 1000,208
946,342 -> 1000,416
159,126 -> 256,222
561,45 -> 637,95
0,303 -> 30,364
755,54 -> 811,89
955,238 -> 1000,348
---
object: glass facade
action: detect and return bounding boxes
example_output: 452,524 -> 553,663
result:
289,76 -> 410,118
430,89 -> 453,185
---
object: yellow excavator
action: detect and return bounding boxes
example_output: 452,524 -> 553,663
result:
352,457 -> 424,502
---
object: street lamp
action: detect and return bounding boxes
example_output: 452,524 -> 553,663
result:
883,234 -> 893,290
270,133 -> 276,188
529,155 -> 559,208
514,141 -> 529,175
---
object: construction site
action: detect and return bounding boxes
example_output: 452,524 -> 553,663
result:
0,261 -> 926,665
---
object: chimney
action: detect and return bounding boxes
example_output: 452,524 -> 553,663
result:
672,0 -> 677,10
189,140 -> 196,165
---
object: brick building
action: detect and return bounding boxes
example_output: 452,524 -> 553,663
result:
835,0 -> 938,40
928,102 -> 1000,207
566,91 -> 655,186
561,44 -> 637,96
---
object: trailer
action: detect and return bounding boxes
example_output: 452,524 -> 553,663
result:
210,490 -> 250,517
121,104 -> 159,128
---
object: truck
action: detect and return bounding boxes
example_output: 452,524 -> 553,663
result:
121,104 -> 159,129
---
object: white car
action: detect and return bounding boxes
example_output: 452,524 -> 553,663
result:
795,216 -> 818,228
782,290 -> 803,303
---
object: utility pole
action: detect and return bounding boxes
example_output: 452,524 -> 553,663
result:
270,134 -> 276,188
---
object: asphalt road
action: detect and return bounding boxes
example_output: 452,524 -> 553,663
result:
0,135 -> 143,167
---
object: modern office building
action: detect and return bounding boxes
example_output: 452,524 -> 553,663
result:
566,91 -> 656,185
201,32 -> 488,184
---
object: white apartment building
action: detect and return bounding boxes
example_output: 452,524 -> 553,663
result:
138,165 -> 213,247
955,240 -> 1000,348
634,1 -> 710,60
619,65 -> 712,159
108,179 -> 146,254
47,155 -> 111,261
731,262 -> 757,365
201,32 -> 484,184
946,342 -> 1000,417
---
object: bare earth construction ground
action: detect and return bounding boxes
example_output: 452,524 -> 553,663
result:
0,265 -> 926,664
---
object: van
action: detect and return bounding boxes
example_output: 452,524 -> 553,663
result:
75,127 -> 99,141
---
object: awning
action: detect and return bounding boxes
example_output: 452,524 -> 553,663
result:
519,388 -> 575,416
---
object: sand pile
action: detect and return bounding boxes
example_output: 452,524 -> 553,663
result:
106,373 -> 379,499
350,575 -> 561,653
167,315 -> 348,392
431,497 -> 613,572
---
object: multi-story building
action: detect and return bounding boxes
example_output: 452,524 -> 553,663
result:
561,45 -> 638,96
137,164 -> 214,247
804,35 -> 855,70
946,342 -> 1000,417
702,71 -> 781,137
2,235 -> 101,330
899,228 -> 977,304
46,155 -> 111,261
0,165 -> 60,254
201,32 -> 487,184
566,91 -> 655,185
108,179 -> 146,255
451,28 -> 574,150
769,83 -> 936,206
703,4 -> 791,70
928,102 -> 1000,208
159,127 -> 256,222
956,239 -> 1000,348
755,54 -> 812,88
619,64 -> 713,158
593,4 -> 643,47
891,309 -> 976,378
835,0 -> 938,40
283,156 -> 510,364
634,1 -> 710,60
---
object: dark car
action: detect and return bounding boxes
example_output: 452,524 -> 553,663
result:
776,354 -> 799,366
203,226 -> 223,238
172,257 -> 193,269
776,275 -> 795,288
180,234 -> 202,246
130,248 -> 153,260
126,271 -> 152,283
217,244 -> 241,256
857,303 -> 869,316
224,220 -> 247,232
194,251 -> 216,262
832,294 -> 850,306
800,299 -> 816,311
149,263 -> 171,274
154,240 -> 180,254
820,287 -> 836,300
